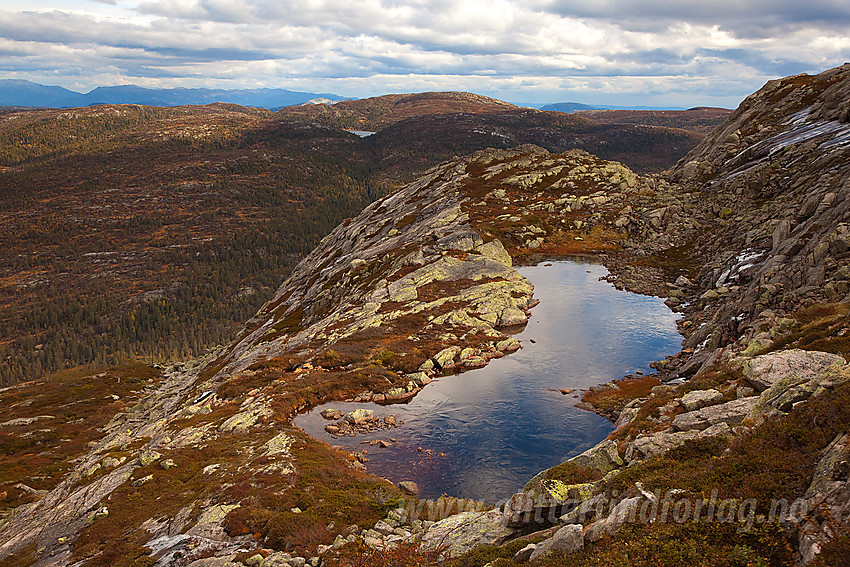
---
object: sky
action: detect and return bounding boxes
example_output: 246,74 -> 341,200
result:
0,0 -> 849,107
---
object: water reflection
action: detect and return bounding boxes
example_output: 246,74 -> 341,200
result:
294,259 -> 681,503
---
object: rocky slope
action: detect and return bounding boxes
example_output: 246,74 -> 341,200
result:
1,65 -> 850,566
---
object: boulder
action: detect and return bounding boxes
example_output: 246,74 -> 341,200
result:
345,409 -> 374,425
434,346 -> 461,369
495,337 -> 521,353
420,510 -> 514,557
631,431 -> 700,460
320,409 -> 344,420
459,347 -> 476,361
462,356 -> 487,368
680,389 -> 723,411
672,397 -> 757,432
746,356 -> 850,422
406,372 -> 431,387
529,523 -> 583,560
742,349 -> 845,392
584,497 -> 643,543
566,439 -> 624,475
629,423 -> 731,461
504,481 -> 593,527
398,481 -> 419,496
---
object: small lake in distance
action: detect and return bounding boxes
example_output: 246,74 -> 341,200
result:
294,259 -> 681,503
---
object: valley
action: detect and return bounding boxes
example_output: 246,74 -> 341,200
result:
0,97 -> 722,388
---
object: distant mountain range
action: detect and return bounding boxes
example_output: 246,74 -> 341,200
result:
0,79 -> 348,109
534,102 -> 686,112
1,79 -> 701,113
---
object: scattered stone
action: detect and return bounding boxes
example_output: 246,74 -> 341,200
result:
138,450 -> 163,467
373,520 -> 395,536
320,409 -> 345,420
0,415 -> 55,428
132,474 -> 153,487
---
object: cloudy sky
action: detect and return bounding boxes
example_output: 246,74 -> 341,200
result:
1,0 -> 849,107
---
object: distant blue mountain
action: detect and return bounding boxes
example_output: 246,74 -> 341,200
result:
536,101 -> 686,112
538,102 -> 600,112
0,80 -> 81,107
0,80 -> 348,109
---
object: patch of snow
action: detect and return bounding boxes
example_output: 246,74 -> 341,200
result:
723,107 -> 850,178
716,249 -> 766,287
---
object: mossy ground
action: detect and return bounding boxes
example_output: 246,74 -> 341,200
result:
0,363 -> 160,514
604,381 -> 850,509
762,303 -> 850,359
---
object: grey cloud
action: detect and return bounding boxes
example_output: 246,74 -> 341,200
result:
0,0 -> 848,108
534,0 -> 850,35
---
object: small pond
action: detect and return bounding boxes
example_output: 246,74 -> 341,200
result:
294,259 -> 681,503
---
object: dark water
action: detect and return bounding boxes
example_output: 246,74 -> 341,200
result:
294,259 -> 681,503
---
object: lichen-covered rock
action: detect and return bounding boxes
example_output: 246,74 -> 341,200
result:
420,510 -> 514,557
745,351 -> 850,422
680,388 -> 724,411
433,346 -> 461,369
262,432 -> 293,456
672,397 -> 757,431
495,337 -> 521,352
497,307 -> 529,327
138,450 -> 163,466
629,423 -> 731,460
345,408 -> 374,425
566,439 -> 624,474
218,402 -> 273,433
186,504 -> 239,540
742,349 -> 845,392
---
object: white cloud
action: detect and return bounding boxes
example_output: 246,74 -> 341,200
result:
0,0 -> 847,106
